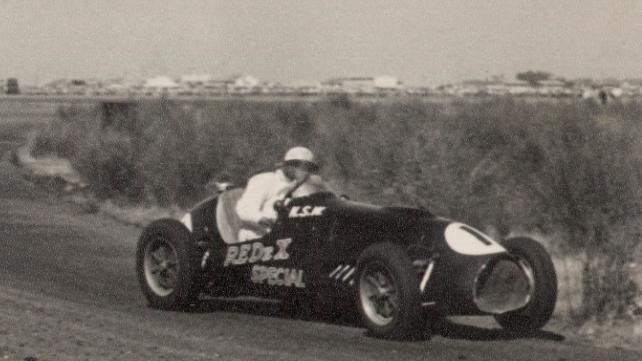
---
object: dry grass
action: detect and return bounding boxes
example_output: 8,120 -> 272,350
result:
32,96 -> 642,322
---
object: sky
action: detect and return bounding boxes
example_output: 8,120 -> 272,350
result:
1,0 -> 641,86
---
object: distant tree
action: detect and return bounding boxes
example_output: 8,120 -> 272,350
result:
6,78 -> 20,95
516,71 -> 552,86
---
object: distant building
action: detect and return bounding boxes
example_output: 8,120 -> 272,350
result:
323,77 -> 372,93
477,80 -> 525,95
176,74 -> 263,95
619,80 -> 642,96
536,79 -> 567,95
454,78 -> 575,97
6,78 -> 20,94
373,75 -> 402,91
202,79 -> 229,95
179,74 -> 213,87
322,75 -> 402,94
289,80 -> 322,95
143,75 -> 179,95
405,86 -> 434,96
229,75 -> 260,93
144,75 -> 178,89
42,78 -> 90,95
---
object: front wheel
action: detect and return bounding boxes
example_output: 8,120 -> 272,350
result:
494,237 -> 557,334
136,218 -> 202,310
355,243 -> 424,340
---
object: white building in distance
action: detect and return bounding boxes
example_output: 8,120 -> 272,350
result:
322,75 -> 403,94
144,75 -> 179,91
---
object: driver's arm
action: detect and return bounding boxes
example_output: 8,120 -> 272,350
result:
235,173 -> 274,225
293,174 -> 332,197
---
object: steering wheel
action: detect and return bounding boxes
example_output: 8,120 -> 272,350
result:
274,172 -> 311,214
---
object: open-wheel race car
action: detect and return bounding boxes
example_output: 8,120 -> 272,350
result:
136,178 -> 557,340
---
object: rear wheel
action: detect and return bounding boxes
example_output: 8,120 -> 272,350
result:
494,237 -> 557,334
136,219 -> 202,310
356,243 -> 424,340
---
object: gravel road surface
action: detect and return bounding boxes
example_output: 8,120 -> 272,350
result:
0,141 -> 639,361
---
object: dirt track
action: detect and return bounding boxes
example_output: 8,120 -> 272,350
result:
0,141 -> 640,361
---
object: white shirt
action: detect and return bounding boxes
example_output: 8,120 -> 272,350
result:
235,169 -> 328,241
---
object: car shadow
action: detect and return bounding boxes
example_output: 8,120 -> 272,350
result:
192,297 -> 361,326
432,318 -> 565,342
192,297 -> 280,314
191,298 -> 565,343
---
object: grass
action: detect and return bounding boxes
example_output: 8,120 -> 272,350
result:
30,95 -> 642,322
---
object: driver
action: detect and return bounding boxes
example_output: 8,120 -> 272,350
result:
235,146 -> 327,241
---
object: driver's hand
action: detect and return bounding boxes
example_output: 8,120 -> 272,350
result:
258,216 -> 275,228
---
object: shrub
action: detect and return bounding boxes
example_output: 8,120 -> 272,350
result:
73,129 -> 142,201
30,105 -> 96,158
35,96 -> 641,321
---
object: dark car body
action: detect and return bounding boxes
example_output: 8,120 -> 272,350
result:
180,190 -> 531,317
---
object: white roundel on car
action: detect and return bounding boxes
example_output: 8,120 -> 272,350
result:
444,223 -> 506,255
180,213 -> 193,232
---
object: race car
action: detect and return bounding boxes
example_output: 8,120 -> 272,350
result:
136,179 -> 557,340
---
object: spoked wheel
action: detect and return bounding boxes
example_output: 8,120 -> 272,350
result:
359,263 -> 400,327
143,238 -> 179,297
136,219 -> 202,310
356,243 -> 424,340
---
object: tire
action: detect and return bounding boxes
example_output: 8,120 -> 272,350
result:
494,237 -> 557,334
136,218 -> 202,310
355,242 -> 424,340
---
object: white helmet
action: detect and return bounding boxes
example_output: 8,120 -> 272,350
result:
282,146 -> 319,171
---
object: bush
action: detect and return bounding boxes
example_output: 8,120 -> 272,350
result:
35,97 -> 642,321
30,105 -> 96,158
73,129 -> 142,201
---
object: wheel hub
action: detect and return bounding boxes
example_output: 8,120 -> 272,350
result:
144,239 -> 179,297
360,265 -> 399,326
